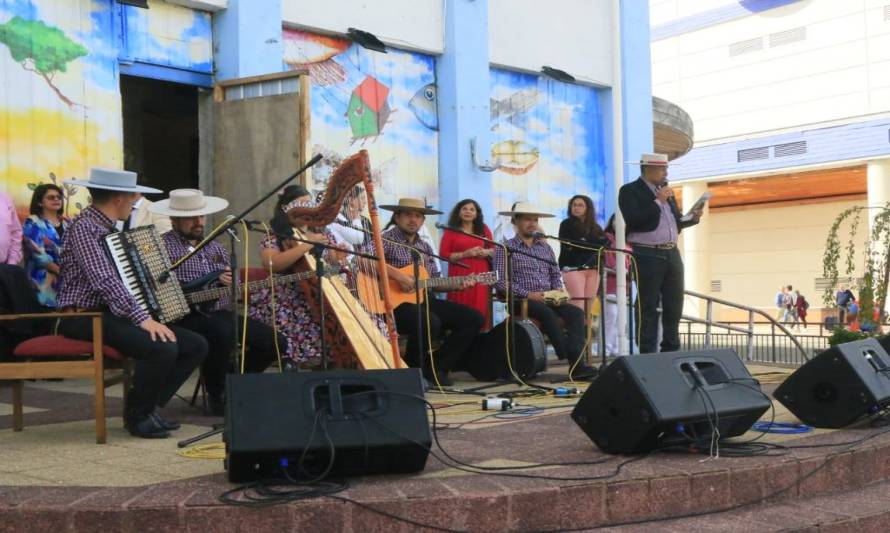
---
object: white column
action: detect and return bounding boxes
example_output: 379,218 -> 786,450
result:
867,159 -> 890,231
682,181 -> 711,319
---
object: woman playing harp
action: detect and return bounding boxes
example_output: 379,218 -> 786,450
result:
283,150 -> 403,370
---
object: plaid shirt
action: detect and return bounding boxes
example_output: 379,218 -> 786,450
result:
493,236 -> 563,298
58,206 -> 150,324
163,230 -> 230,311
365,226 -> 441,278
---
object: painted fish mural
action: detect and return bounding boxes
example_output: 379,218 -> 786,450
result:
491,140 -> 539,175
282,31 -> 350,86
346,75 -> 394,144
408,83 -> 438,130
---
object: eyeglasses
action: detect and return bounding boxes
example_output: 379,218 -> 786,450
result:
43,195 -> 63,201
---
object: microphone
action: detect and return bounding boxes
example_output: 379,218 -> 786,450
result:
434,222 -> 449,230
531,231 -> 547,240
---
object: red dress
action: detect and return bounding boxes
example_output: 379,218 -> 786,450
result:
439,225 -> 494,329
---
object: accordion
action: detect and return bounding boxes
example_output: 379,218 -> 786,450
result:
105,226 -> 190,324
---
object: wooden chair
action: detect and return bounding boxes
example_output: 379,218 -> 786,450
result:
0,312 -> 130,444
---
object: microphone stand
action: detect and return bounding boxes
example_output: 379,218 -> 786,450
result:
438,225 -> 560,392
284,233 -> 379,371
333,221 -> 467,381
174,155 -> 322,449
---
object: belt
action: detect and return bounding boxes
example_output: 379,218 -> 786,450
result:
631,242 -> 676,250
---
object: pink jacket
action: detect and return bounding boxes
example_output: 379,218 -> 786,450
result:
604,232 -> 632,295
0,192 -> 23,265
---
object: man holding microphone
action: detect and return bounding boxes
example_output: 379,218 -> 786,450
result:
618,153 -> 703,354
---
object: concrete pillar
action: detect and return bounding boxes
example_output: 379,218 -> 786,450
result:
867,159 -> 890,231
682,181 -> 711,319
213,0 -> 283,81
436,0 -> 493,224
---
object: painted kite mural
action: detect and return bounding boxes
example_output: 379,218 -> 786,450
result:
0,0 -> 212,218
489,68 -> 607,241
283,28 -> 439,207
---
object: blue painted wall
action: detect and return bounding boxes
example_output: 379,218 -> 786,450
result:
213,0 -> 283,81
620,0 -> 654,185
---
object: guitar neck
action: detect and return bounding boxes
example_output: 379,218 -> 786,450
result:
419,273 -> 492,290
185,270 -> 318,304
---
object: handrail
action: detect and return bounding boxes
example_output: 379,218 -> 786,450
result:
683,289 -> 810,362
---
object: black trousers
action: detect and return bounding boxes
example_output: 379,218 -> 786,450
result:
635,247 -> 684,354
522,299 -> 586,362
176,311 -> 281,397
59,313 -> 207,419
393,298 -> 483,372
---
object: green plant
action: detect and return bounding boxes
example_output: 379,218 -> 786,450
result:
827,327 -> 872,346
822,203 -> 890,330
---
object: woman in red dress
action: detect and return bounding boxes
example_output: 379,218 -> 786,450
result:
439,199 -> 494,329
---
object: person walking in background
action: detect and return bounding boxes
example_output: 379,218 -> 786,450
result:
22,184 -> 70,308
782,285 -> 795,323
795,291 -> 810,330
775,286 -> 787,321
439,199 -> 494,329
558,194 -> 607,315
836,285 -> 854,324
0,190 -> 23,266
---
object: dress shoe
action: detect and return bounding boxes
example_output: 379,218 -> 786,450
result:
569,362 -> 598,380
208,394 -> 226,417
127,415 -> 170,439
151,410 -> 181,431
423,367 -> 453,387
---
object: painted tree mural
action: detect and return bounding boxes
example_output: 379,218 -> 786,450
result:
0,16 -> 87,108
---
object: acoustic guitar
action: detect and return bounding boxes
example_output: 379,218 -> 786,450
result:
356,264 -> 498,313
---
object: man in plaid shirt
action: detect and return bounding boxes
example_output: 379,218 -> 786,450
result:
57,169 -> 207,439
493,202 -> 595,379
371,198 -> 482,386
154,189 -> 280,416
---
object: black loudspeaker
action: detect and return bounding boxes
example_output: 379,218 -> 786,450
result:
774,338 -> 890,428
224,369 -> 431,483
571,350 -> 770,454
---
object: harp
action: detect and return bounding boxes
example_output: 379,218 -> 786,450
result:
285,150 -> 403,369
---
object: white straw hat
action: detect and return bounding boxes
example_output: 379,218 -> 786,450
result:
64,168 -> 161,194
149,189 -> 229,217
497,201 -> 554,218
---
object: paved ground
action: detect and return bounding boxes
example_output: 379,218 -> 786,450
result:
4,360 -> 890,531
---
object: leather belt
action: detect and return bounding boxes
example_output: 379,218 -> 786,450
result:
631,242 -> 676,250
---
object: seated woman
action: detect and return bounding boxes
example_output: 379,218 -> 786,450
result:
247,189 -> 344,366
22,184 -> 70,309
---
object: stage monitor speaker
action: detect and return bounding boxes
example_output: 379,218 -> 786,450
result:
571,349 -> 770,454
774,338 -> 890,428
224,369 -> 431,483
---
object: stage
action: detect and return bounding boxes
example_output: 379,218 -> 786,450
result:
2,362 -> 890,531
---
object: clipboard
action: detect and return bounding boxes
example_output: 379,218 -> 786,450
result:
681,191 -> 712,222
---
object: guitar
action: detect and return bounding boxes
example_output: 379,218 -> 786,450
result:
356,264 -> 498,313
183,270 -> 341,310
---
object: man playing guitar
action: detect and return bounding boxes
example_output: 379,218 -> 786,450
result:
372,198 -> 483,386
151,189 -> 281,416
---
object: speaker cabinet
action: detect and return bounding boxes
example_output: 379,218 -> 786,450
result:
224,369 -> 431,482
571,350 -> 770,454
774,338 -> 890,428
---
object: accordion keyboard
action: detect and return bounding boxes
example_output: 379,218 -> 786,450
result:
105,226 -> 190,324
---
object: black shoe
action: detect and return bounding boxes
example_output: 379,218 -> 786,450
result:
151,410 -> 181,431
423,367 -> 453,387
208,394 -> 226,417
127,415 -> 170,439
569,362 -> 598,380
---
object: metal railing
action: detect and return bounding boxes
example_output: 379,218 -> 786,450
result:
679,290 -> 819,366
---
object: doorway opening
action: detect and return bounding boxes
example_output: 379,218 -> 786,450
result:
120,74 -> 199,193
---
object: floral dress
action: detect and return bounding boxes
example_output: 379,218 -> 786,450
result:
247,233 -> 338,364
22,215 -> 69,308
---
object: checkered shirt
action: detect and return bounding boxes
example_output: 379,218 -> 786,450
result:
365,226 -> 441,278
493,235 -> 563,298
163,230 -> 231,311
57,206 -> 151,324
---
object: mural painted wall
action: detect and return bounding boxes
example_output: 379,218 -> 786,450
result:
488,68 -> 607,240
282,28 -> 439,207
0,0 -> 212,219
